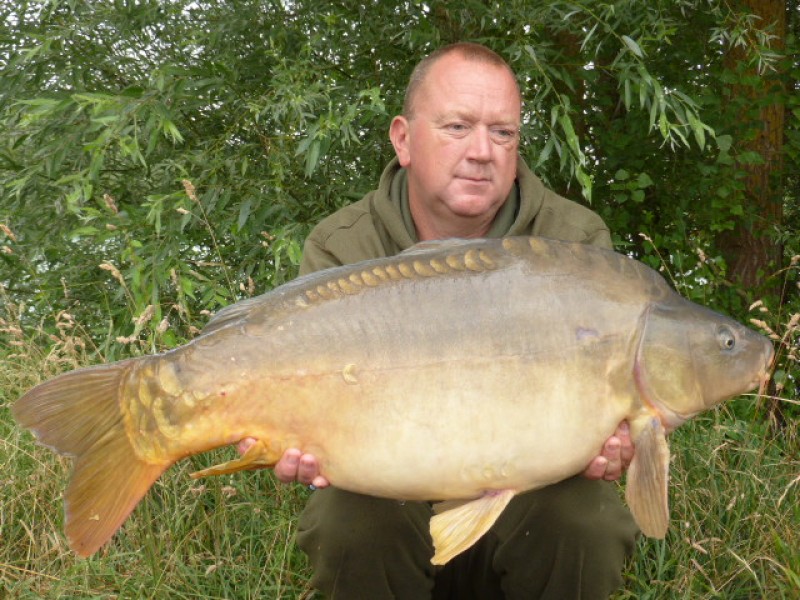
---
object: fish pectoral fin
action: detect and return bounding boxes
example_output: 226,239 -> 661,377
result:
190,439 -> 279,479
625,416 -> 670,538
429,489 -> 515,565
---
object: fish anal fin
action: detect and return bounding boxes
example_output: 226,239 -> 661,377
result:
189,439 -> 279,479
626,415 -> 670,538
429,489 -> 515,565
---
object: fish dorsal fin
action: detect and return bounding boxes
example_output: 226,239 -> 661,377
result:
400,238 -> 477,257
429,489 -> 515,565
625,415 -> 670,538
199,296 -> 265,336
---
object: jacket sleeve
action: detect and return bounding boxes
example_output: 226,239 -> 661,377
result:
299,233 -> 344,276
584,224 -> 613,250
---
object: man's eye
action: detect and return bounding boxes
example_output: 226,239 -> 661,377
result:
445,123 -> 469,132
491,128 -> 517,140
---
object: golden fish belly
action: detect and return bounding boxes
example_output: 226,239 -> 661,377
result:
292,357 -> 632,500
146,344 -> 634,501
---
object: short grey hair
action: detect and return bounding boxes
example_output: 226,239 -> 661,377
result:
402,42 -> 520,118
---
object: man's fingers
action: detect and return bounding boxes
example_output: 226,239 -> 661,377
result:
296,455 -> 331,488
296,454 -> 319,485
310,475 -> 330,489
583,435 -> 623,481
236,442 -> 330,487
583,456 -> 608,480
237,437 -> 256,455
274,448 -> 302,483
602,436 -> 623,481
617,421 -> 634,467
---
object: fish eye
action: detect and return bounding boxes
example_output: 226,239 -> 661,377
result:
717,326 -> 736,351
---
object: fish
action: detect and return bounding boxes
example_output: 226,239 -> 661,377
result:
13,236 -> 773,565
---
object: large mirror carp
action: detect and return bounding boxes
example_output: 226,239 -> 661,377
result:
14,236 -> 773,564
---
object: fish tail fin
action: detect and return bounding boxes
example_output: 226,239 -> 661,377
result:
13,361 -> 168,557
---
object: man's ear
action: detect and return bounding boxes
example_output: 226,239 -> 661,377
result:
389,116 -> 411,167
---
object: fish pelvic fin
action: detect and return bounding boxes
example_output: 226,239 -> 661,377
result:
625,415 -> 670,538
190,438 -> 280,479
429,489 -> 515,565
13,361 -> 168,557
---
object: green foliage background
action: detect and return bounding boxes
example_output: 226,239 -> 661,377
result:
1,1 -> 797,348
0,1 -> 798,597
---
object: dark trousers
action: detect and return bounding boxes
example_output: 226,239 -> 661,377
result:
296,475 -> 639,599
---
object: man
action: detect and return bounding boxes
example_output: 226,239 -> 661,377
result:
243,42 -> 638,598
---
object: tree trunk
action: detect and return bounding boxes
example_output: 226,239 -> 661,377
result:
717,0 -> 786,290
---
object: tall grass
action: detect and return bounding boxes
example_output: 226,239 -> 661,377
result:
1,302 -> 797,599
616,404 -> 799,599
0,301 -> 315,599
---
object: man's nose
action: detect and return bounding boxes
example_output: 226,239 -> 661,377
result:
466,126 -> 492,161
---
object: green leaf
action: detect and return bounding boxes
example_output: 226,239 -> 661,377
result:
716,134 -> 733,153
687,112 -> 706,150
575,167 -> 593,202
287,239 -> 303,265
161,120 -> 184,144
304,139 -> 321,177
621,35 -> 644,58
535,136 -> 556,167
0,0 -> 792,434
237,198 -> 252,231
623,78 -> 632,110
70,226 -> 100,237
658,112 -> 669,138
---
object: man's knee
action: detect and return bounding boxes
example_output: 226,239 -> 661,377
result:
492,477 -> 638,599
499,476 -> 636,543
296,488 -> 436,599
297,488 -> 432,554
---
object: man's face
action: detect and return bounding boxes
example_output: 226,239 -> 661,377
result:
391,53 -> 521,234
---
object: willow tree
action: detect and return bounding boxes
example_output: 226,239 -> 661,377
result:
0,1 -> 796,352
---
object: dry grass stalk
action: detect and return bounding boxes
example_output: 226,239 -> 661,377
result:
99,262 -> 127,288
182,179 -> 199,204
103,193 -> 119,214
133,304 -> 155,327
0,222 -> 17,241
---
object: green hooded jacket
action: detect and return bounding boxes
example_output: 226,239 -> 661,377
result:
300,156 -> 611,275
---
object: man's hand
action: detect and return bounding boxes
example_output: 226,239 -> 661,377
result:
583,421 -> 634,481
237,438 -> 330,489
